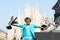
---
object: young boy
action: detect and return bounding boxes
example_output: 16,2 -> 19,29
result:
7,17 -> 41,40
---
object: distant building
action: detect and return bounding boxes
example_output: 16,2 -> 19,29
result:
52,0 -> 60,26
0,29 -> 7,40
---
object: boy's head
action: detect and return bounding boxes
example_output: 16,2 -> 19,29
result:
24,17 -> 31,25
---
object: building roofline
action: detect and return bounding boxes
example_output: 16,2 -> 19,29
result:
52,1 -> 59,10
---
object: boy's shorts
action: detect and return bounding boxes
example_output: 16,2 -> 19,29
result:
23,36 -> 33,40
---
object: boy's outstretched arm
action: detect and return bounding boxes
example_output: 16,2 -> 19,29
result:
6,23 -> 18,29
34,24 -> 43,28
12,23 -> 18,26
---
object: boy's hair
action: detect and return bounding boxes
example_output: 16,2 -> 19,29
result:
24,17 -> 31,22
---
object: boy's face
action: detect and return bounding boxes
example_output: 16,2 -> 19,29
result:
25,19 -> 31,25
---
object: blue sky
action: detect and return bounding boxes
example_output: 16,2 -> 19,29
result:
0,0 -> 57,32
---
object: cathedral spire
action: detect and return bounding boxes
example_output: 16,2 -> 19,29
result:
34,0 -> 39,9
25,0 -> 30,8
18,9 -> 21,24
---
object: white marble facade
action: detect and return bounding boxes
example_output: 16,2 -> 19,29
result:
7,3 -> 55,40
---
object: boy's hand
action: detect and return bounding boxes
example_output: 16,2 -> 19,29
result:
39,26 -> 43,28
